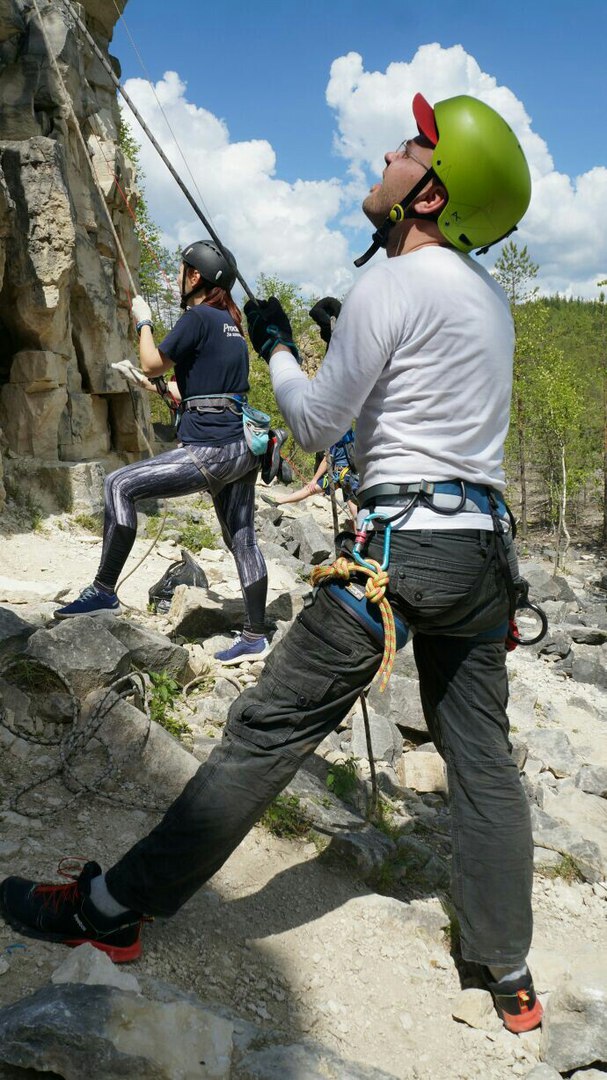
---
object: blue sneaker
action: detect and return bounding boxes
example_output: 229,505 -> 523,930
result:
214,634 -> 270,666
55,584 -> 121,619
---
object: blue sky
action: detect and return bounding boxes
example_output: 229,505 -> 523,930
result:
109,0 -> 607,299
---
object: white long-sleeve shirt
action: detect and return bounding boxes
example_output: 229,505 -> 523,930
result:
270,246 -> 513,530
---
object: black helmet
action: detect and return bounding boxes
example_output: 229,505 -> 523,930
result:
181,240 -> 237,292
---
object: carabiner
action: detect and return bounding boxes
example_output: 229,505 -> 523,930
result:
352,513 -> 392,572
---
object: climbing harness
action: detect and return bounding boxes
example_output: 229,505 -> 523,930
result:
312,476 -> 548,695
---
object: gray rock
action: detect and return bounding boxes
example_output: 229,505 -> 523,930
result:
286,766 -> 367,832
522,562 -> 578,603
24,617 -> 130,695
367,672 -> 429,736
0,982 -> 234,1079
539,633 -> 572,660
237,1041 -> 399,1079
571,643 -> 607,688
97,615 -> 192,683
575,764 -> 607,798
403,751 -> 448,795
168,585 -> 244,639
395,835 -> 450,888
283,513 -> 333,565
76,688 -> 199,807
524,1066 -> 562,1080
0,605 -> 35,658
328,824 -> 396,878
51,943 -> 140,993
541,787 -> 607,877
351,708 -> 403,765
258,540 -> 305,574
530,805 -> 605,883
527,729 -> 580,778
540,958 -> 607,1072
451,988 -> 501,1032
567,624 -> 607,645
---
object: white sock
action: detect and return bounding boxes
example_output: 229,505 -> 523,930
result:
489,964 -> 528,984
90,873 -> 130,918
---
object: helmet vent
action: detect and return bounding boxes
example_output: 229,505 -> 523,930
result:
458,234 -> 471,247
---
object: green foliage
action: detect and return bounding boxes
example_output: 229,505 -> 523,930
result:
493,241 -> 538,305
118,118 -> 181,338
178,519 -> 218,552
368,797 -> 400,840
550,853 -> 585,884
72,513 -> 103,535
148,671 -> 191,741
326,756 -> 359,800
260,794 -> 313,839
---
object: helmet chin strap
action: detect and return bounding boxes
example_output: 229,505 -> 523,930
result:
354,168 -> 436,268
180,266 -> 207,310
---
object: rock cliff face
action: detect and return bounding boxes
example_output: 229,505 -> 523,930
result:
0,0 -> 152,514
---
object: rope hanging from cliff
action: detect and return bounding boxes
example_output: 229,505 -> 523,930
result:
30,0 -> 137,298
310,557 -> 397,693
58,0 -> 256,302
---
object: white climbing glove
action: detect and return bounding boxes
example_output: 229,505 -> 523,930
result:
131,294 -> 153,326
111,359 -> 150,388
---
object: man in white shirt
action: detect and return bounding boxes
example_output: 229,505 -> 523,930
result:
1,93 -> 542,1035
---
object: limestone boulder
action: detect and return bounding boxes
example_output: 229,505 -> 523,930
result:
24,616 -> 130,696
0,382 -> 67,458
58,391 -> 110,460
540,958 -> 607,1072
0,982 -> 234,1080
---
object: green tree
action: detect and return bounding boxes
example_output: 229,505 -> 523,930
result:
118,120 -> 181,338
494,242 -> 539,536
246,275 -> 325,481
526,321 -> 585,567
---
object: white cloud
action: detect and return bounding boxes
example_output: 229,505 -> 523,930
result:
325,45 -> 606,298
121,51 -> 606,304
121,72 -> 351,299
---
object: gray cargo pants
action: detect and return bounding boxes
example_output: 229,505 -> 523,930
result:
106,528 -> 533,967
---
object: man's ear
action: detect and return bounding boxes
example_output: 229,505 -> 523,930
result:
414,182 -> 447,217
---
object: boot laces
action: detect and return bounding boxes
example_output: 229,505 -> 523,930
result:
33,857 -> 88,914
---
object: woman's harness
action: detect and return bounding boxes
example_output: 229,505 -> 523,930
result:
311,478 -> 547,692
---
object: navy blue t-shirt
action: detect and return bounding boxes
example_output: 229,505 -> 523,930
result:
159,305 -> 249,445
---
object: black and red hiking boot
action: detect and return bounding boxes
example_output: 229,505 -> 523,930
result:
483,967 -> 543,1033
0,859 -> 144,963
261,428 -> 288,485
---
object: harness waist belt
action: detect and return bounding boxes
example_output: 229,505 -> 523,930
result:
183,395 -> 243,414
358,480 -> 506,517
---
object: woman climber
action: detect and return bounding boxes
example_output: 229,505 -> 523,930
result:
55,240 -> 270,666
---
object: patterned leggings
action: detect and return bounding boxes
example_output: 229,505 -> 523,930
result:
95,439 -> 267,633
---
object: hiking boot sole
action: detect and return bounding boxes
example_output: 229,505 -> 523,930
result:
55,605 -> 121,620
214,645 -> 271,666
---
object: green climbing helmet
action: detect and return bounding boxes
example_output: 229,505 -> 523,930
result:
411,93 -> 532,253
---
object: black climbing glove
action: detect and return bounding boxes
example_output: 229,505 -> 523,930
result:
244,297 -> 300,363
309,296 -> 342,345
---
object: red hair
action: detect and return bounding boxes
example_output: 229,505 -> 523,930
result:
202,286 -> 244,336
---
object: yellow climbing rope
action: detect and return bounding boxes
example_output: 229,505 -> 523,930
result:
310,556 -> 397,693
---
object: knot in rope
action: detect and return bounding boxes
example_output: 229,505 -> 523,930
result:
365,569 -> 389,603
310,557 -> 397,693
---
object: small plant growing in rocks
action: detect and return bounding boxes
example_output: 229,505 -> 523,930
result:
179,520 -> 218,552
260,794 -> 314,840
148,671 -> 191,742
326,756 -> 359,800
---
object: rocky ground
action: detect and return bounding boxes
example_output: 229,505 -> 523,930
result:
0,484 -> 606,1080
